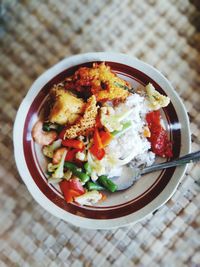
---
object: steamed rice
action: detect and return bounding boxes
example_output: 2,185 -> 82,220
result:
105,93 -> 155,175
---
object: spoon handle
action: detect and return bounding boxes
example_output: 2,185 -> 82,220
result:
141,150 -> 200,175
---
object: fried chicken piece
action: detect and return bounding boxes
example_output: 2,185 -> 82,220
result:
47,85 -> 85,125
65,63 -> 130,103
64,95 -> 98,139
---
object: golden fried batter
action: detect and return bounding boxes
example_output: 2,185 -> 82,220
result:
48,86 -> 85,125
66,63 -> 130,103
64,95 -> 98,139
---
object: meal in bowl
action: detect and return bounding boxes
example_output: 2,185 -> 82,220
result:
32,63 -> 173,206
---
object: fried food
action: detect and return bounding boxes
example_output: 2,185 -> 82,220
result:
65,63 -> 130,103
64,95 -> 98,139
47,86 -> 85,125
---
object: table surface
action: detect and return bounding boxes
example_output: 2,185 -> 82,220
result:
0,0 -> 200,266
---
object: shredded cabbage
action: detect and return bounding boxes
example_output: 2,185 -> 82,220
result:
100,107 -> 134,132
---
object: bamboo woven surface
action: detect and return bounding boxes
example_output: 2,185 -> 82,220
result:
0,0 -> 200,266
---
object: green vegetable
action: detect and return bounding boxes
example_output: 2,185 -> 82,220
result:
43,122 -> 64,132
43,139 -> 62,158
47,150 -> 67,179
64,162 -> 77,171
46,170 -> 53,176
64,161 -> 90,183
84,162 -> 92,175
111,121 -> 132,137
43,122 -> 51,132
86,181 -> 104,191
97,175 -> 118,192
73,170 -> 90,183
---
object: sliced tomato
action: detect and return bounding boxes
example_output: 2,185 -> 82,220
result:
62,139 -> 84,150
59,180 -> 70,196
65,148 -> 79,162
59,179 -> 85,203
68,178 -> 85,194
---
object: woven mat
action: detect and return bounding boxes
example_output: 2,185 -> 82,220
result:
0,0 -> 200,266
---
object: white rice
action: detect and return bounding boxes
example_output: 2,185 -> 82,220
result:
106,93 -> 155,170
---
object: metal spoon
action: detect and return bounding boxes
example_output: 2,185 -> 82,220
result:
112,151 -> 200,191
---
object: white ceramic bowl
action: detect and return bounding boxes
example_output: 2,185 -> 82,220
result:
13,52 -> 190,229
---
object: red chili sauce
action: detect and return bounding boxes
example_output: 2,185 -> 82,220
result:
146,110 -> 173,158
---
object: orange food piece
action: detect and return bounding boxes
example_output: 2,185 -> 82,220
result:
99,130 -> 113,147
62,139 -> 84,150
93,128 -> 103,149
143,126 -> 151,138
89,128 -> 105,160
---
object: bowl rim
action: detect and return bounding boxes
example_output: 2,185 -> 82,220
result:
13,52 -> 191,229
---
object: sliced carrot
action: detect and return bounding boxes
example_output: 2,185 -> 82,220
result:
90,145 -> 105,160
89,128 -> 105,160
101,192 -> 107,201
99,130 -> 113,147
93,128 -> 103,149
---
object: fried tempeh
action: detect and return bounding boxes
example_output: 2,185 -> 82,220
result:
64,95 -> 98,139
